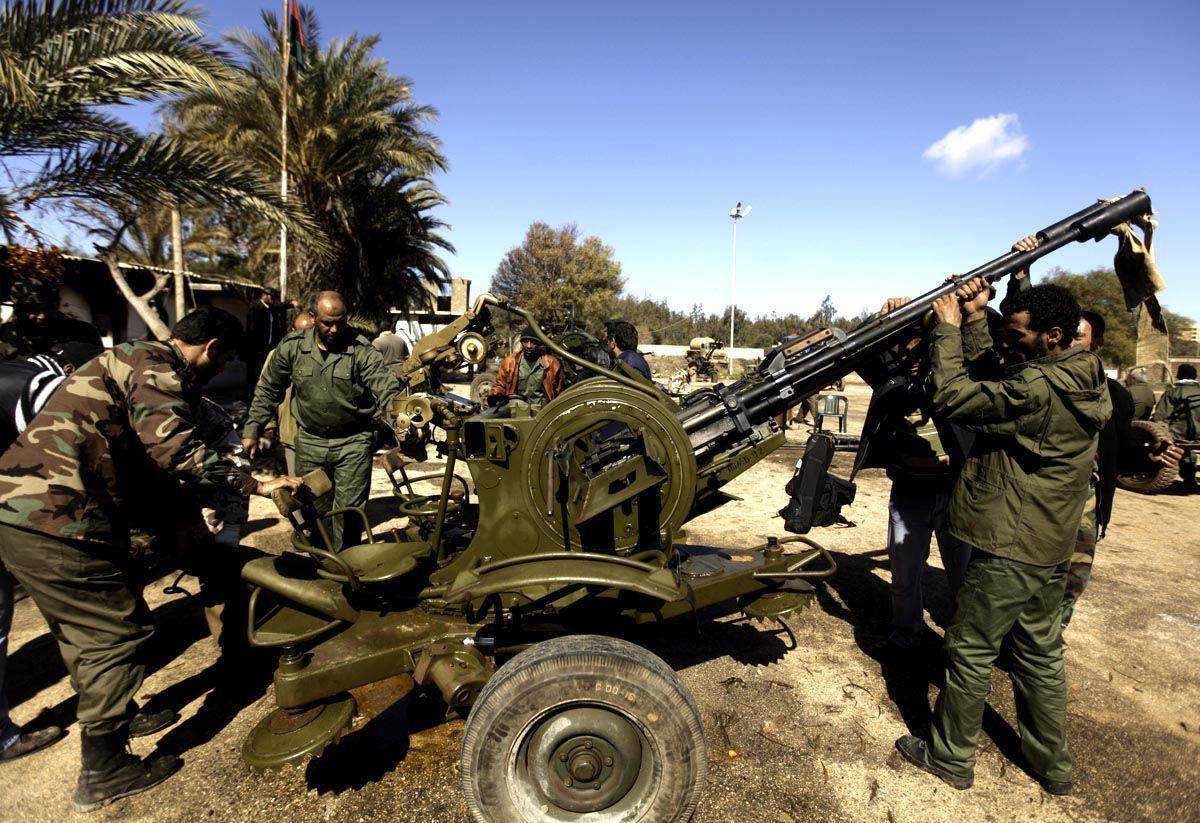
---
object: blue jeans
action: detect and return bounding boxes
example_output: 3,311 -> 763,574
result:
0,564 -> 19,750
887,484 -> 971,648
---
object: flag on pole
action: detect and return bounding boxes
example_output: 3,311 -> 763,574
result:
288,0 -> 305,71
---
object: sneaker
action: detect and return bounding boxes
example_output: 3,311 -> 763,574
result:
0,726 -> 65,763
894,735 -> 973,790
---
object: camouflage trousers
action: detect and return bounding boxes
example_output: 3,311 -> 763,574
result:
929,552 -> 1071,783
1061,486 -> 1098,628
294,429 -> 374,551
0,523 -> 153,735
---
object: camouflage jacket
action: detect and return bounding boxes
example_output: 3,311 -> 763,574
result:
0,340 -> 258,546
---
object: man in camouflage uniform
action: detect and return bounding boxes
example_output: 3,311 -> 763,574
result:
896,280 -> 1111,797
1152,363 -> 1200,486
0,307 -> 300,812
243,291 -> 400,550
0,280 -> 102,361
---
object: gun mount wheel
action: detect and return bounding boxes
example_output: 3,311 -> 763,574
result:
523,378 -> 697,554
1116,420 -> 1180,493
243,692 -> 356,772
460,635 -> 705,822
471,370 -> 498,404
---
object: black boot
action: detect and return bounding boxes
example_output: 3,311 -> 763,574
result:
128,707 -> 179,739
73,727 -> 181,813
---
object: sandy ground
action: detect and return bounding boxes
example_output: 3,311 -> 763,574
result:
2,377 -> 1199,822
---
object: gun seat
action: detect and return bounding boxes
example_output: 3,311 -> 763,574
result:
270,470 -> 433,589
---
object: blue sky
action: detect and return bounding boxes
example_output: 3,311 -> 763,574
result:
42,0 -> 1200,320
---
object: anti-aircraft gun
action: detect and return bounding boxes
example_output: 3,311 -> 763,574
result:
237,191 -> 1153,822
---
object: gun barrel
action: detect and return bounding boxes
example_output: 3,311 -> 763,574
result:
678,189 -> 1152,450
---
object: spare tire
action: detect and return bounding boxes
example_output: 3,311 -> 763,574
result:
1116,420 -> 1179,494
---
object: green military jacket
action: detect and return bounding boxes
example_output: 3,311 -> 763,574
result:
0,341 -> 258,545
931,320 -> 1112,566
1152,380 -> 1200,440
517,355 -> 548,403
244,329 -> 399,441
1127,381 -> 1156,421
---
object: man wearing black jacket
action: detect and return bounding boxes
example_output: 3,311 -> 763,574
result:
1063,311 -> 1181,625
242,288 -> 296,404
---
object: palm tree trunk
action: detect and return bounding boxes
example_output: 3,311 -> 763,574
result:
104,255 -> 171,340
171,206 -> 186,321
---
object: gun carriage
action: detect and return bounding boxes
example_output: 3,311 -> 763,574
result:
237,191 -> 1153,822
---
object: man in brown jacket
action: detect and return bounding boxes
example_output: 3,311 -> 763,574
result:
489,326 -> 564,406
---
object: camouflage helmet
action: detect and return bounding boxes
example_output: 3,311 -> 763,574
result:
9,279 -> 58,307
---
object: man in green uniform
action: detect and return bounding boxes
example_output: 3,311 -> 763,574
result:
895,279 -> 1111,797
243,291 -> 400,549
0,307 -> 301,812
1152,364 -> 1200,486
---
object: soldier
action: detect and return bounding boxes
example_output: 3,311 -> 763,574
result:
0,307 -> 301,811
0,340 -> 103,765
489,326 -> 564,406
241,287 -> 297,404
605,320 -> 652,381
1152,364 -> 1200,486
895,280 -> 1110,797
243,291 -> 400,549
0,279 -> 102,360
859,301 -> 971,651
1062,312 -> 1181,625
1125,370 -> 1155,421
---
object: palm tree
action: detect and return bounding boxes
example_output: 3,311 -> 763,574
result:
69,199 -> 235,269
171,6 -> 453,319
0,0 -> 315,242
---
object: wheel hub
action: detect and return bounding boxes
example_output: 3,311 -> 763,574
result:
525,707 -> 644,813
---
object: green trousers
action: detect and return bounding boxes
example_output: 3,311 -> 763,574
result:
1061,487 -> 1097,627
0,523 -> 152,735
929,552 -> 1072,783
294,429 -> 374,551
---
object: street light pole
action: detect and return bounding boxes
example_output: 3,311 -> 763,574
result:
728,202 -> 751,377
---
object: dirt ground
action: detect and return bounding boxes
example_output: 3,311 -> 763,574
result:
2,376 -> 1199,822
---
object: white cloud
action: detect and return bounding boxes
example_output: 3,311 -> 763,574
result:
923,113 -> 1030,177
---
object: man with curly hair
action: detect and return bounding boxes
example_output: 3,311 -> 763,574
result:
895,280 -> 1111,797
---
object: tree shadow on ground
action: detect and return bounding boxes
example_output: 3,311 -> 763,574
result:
816,547 -> 1025,768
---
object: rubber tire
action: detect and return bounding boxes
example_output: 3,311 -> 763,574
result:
471,370 -> 498,404
1116,419 -> 1179,494
460,635 -> 706,823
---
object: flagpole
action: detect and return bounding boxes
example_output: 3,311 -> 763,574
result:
279,0 -> 289,300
